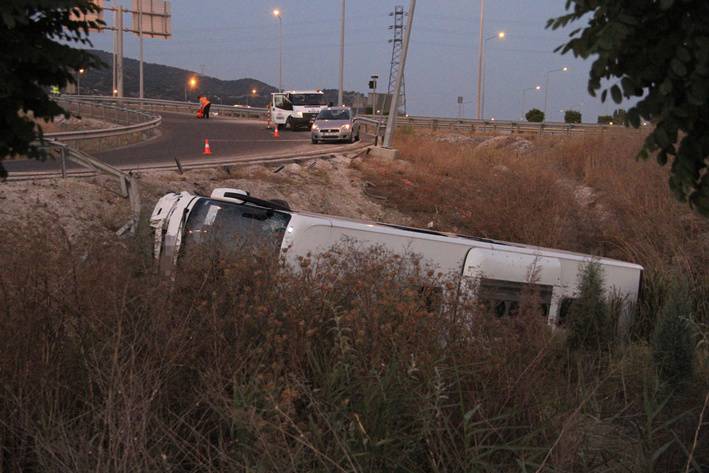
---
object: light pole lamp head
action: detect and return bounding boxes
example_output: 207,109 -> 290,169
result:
535,85 -> 541,90
273,8 -> 281,17
78,68 -> 85,74
497,31 -> 506,39
252,88 -> 257,95
189,77 -> 198,89
562,66 -> 569,72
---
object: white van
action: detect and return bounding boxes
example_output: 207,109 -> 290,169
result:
150,189 -> 643,325
270,90 -> 328,130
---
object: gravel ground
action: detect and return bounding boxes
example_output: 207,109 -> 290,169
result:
0,153 -> 411,243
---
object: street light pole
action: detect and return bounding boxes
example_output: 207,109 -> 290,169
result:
543,66 -> 568,121
338,0 -> 345,106
184,77 -> 197,102
521,85 -> 541,120
273,9 -> 283,91
383,0 -> 416,148
77,68 -> 84,95
475,0 -> 485,119
138,0 -> 144,98
480,31 -> 505,119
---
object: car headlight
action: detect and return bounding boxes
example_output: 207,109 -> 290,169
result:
341,124 -> 351,131
292,112 -> 303,118
312,124 -> 319,131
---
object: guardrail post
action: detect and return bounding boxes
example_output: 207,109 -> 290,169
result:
60,147 -> 67,178
432,119 -> 438,131
120,176 -> 129,198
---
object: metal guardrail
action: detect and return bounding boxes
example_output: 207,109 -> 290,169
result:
40,139 -> 141,236
379,115 -> 635,136
48,97 -> 162,150
65,95 -> 268,119
354,116 -> 386,145
59,95 -> 632,138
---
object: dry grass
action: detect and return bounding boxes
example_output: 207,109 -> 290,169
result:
0,131 -> 707,472
359,131 -> 709,331
0,218 -> 706,472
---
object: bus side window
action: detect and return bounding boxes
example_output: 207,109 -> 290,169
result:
478,278 -> 553,318
557,298 -> 576,326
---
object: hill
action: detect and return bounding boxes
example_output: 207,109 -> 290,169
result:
78,50 -> 365,107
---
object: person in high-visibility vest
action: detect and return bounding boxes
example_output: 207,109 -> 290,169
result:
197,95 -> 211,119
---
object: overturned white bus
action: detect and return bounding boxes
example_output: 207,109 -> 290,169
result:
150,188 -> 643,325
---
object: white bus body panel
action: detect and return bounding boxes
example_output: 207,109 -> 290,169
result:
152,191 -> 643,325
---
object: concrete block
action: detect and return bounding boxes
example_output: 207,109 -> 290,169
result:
369,146 -> 400,160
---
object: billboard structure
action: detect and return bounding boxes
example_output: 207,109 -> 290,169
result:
69,0 -> 105,27
97,1 -> 172,98
131,0 -> 172,38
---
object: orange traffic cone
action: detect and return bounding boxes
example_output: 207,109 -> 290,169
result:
203,139 -> 212,156
273,126 -> 279,138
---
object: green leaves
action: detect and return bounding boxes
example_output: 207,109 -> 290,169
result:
548,0 -> 709,217
610,85 -> 623,104
0,0 -> 105,176
670,59 -> 687,77
659,0 -> 675,11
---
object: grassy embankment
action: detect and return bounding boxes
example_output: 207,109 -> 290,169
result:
0,130 -> 707,472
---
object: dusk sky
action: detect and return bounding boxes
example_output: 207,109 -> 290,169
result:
88,1 -> 626,121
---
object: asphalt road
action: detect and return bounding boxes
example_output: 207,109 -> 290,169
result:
2,112 -> 324,175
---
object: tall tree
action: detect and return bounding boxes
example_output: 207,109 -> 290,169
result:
0,0 -> 103,178
548,1 -> 709,216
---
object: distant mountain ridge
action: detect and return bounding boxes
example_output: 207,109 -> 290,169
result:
78,50 -> 365,108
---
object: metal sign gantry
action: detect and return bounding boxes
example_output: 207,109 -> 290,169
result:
82,1 -> 172,98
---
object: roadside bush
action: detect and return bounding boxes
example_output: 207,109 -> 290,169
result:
525,108 -> 544,122
566,262 -> 611,352
1,217 -> 706,470
653,276 -> 695,389
564,110 -> 582,124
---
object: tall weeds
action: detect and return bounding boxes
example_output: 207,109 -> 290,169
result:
0,219 -> 706,472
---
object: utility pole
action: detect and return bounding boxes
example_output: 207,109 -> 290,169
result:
338,0 -> 345,106
383,0 -> 415,148
273,9 -> 283,91
387,5 -> 407,116
138,0 -> 144,98
116,6 -> 124,97
475,0 -> 484,119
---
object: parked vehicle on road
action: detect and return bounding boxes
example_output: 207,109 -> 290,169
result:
151,188 -> 643,326
311,106 -> 360,144
270,90 -> 327,130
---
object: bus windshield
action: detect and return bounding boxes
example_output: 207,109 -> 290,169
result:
183,199 -> 291,254
289,94 -> 326,106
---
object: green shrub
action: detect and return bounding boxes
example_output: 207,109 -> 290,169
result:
567,262 -> 611,351
525,108 -> 544,122
652,276 -> 695,388
564,110 -> 582,124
